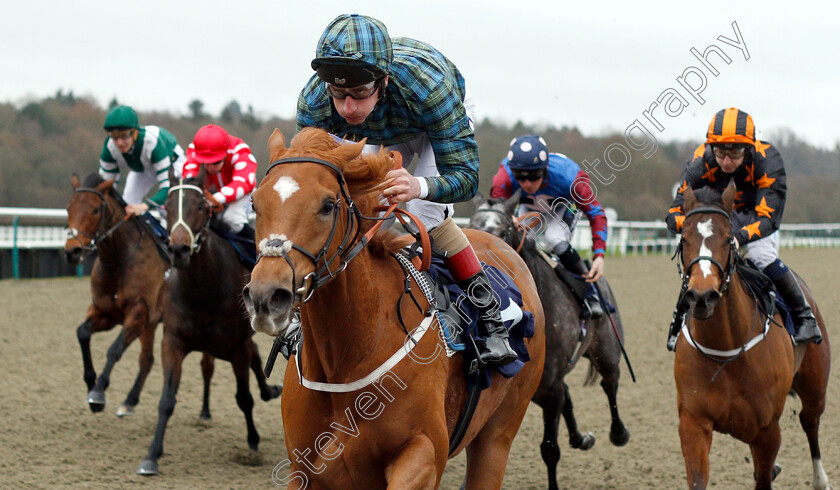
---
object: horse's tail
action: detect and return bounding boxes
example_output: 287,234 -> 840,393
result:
583,360 -> 601,386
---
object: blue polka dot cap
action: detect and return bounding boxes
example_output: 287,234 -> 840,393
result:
506,135 -> 549,170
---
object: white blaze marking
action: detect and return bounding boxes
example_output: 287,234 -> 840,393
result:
697,218 -> 714,278
273,176 -> 299,202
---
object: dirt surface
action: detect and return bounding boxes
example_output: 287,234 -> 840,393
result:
1,248 -> 837,489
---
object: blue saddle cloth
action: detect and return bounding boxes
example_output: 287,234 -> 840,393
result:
221,230 -> 257,270
425,257 -> 535,390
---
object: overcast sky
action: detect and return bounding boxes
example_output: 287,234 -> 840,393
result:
3,0 -> 838,149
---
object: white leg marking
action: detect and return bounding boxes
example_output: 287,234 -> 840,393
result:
812,457 -> 830,489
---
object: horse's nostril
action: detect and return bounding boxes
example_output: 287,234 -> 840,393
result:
270,288 -> 293,312
685,290 -> 698,304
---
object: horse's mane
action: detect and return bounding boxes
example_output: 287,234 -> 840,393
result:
693,186 -> 724,208
282,128 -> 404,255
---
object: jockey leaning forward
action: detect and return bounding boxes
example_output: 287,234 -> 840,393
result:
490,134 -> 608,319
665,107 -> 822,350
183,124 -> 258,240
99,105 -> 185,216
297,13 -> 516,366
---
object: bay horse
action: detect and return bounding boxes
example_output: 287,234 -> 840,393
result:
674,184 -> 831,489
469,192 -> 629,489
136,166 -> 281,476
243,128 -> 545,489
64,173 -> 184,416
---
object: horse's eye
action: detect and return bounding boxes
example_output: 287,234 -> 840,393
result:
92,208 -> 100,215
320,201 -> 336,215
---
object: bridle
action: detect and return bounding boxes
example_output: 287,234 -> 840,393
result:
167,179 -> 213,255
472,205 -> 540,253
256,156 -> 386,304
67,187 -> 130,251
674,206 -> 736,295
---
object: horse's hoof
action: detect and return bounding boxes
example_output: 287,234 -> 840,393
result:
571,432 -> 596,450
610,426 -> 630,447
199,412 -> 212,422
87,391 -> 105,413
772,464 -> 782,481
116,404 -> 134,417
136,459 -> 159,476
262,384 -> 283,401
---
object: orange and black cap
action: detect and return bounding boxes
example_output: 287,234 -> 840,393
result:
706,107 -> 755,145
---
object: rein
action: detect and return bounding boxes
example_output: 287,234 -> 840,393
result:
472,206 -> 541,252
256,153 -> 431,304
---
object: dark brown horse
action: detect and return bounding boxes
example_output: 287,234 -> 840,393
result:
64,174 -> 175,416
136,167 -> 281,476
469,193 -> 629,489
242,128 -> 545,489
674,184 -> 831,489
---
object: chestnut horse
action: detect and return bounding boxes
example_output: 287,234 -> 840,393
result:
64,173 -> 182,416
469,193 -> 629,490
674,184 -> 831,489
243,128 -> 545,489
136,168 -> 281,475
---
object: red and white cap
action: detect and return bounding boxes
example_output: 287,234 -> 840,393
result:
192,124 -> 230,163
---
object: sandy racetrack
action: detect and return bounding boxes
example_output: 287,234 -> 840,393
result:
0,248 -> 837,489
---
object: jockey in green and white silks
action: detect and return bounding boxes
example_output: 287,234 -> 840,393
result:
99,105 -> 186,216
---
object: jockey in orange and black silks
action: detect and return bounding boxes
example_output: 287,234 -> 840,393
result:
664,107 -> 822,350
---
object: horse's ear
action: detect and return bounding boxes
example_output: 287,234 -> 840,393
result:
504,189 -> 521,215
682,185 -> 697,213
97,178 -> 115,194
71,174 -> 80,190
334,138 -> 366,163
471,192 -> 485,211
268,129 -> 287,160
721,180 -> 736,213
168,165 -> 176,185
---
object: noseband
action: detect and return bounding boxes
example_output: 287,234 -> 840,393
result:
167,180 -> 211,255
67,187 -> 129,251
674,206 -> 736,295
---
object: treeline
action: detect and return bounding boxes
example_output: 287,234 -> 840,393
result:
2,92 -> 838,222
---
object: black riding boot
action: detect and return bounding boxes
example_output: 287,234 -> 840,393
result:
459,271 -> 518,367
667,289 -> 690,351
236,223 -> 256,241
556,248 -> 604,319
773,270 -> 822,345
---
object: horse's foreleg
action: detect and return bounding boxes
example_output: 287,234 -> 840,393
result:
679,414 -> 713,489
247,339 -> 282,401
88,301 -> 148,412
384,435 -> 439,490
562,381 -> 595,451
591,332 -> 630,447
137,334 -> 185,476
537,390 -> 562,490
199,353 -> 214,421
232,350 -> 259,451
118,322 -> 157,417
77,319 -> 97,391
750,424 -> 782,490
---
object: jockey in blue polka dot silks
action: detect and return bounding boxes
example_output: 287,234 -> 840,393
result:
491,134 -> 609,319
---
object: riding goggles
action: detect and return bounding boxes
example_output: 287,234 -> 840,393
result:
712,146 -> 747,159
512,168 -> 546,182
325,79 -> 381,100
